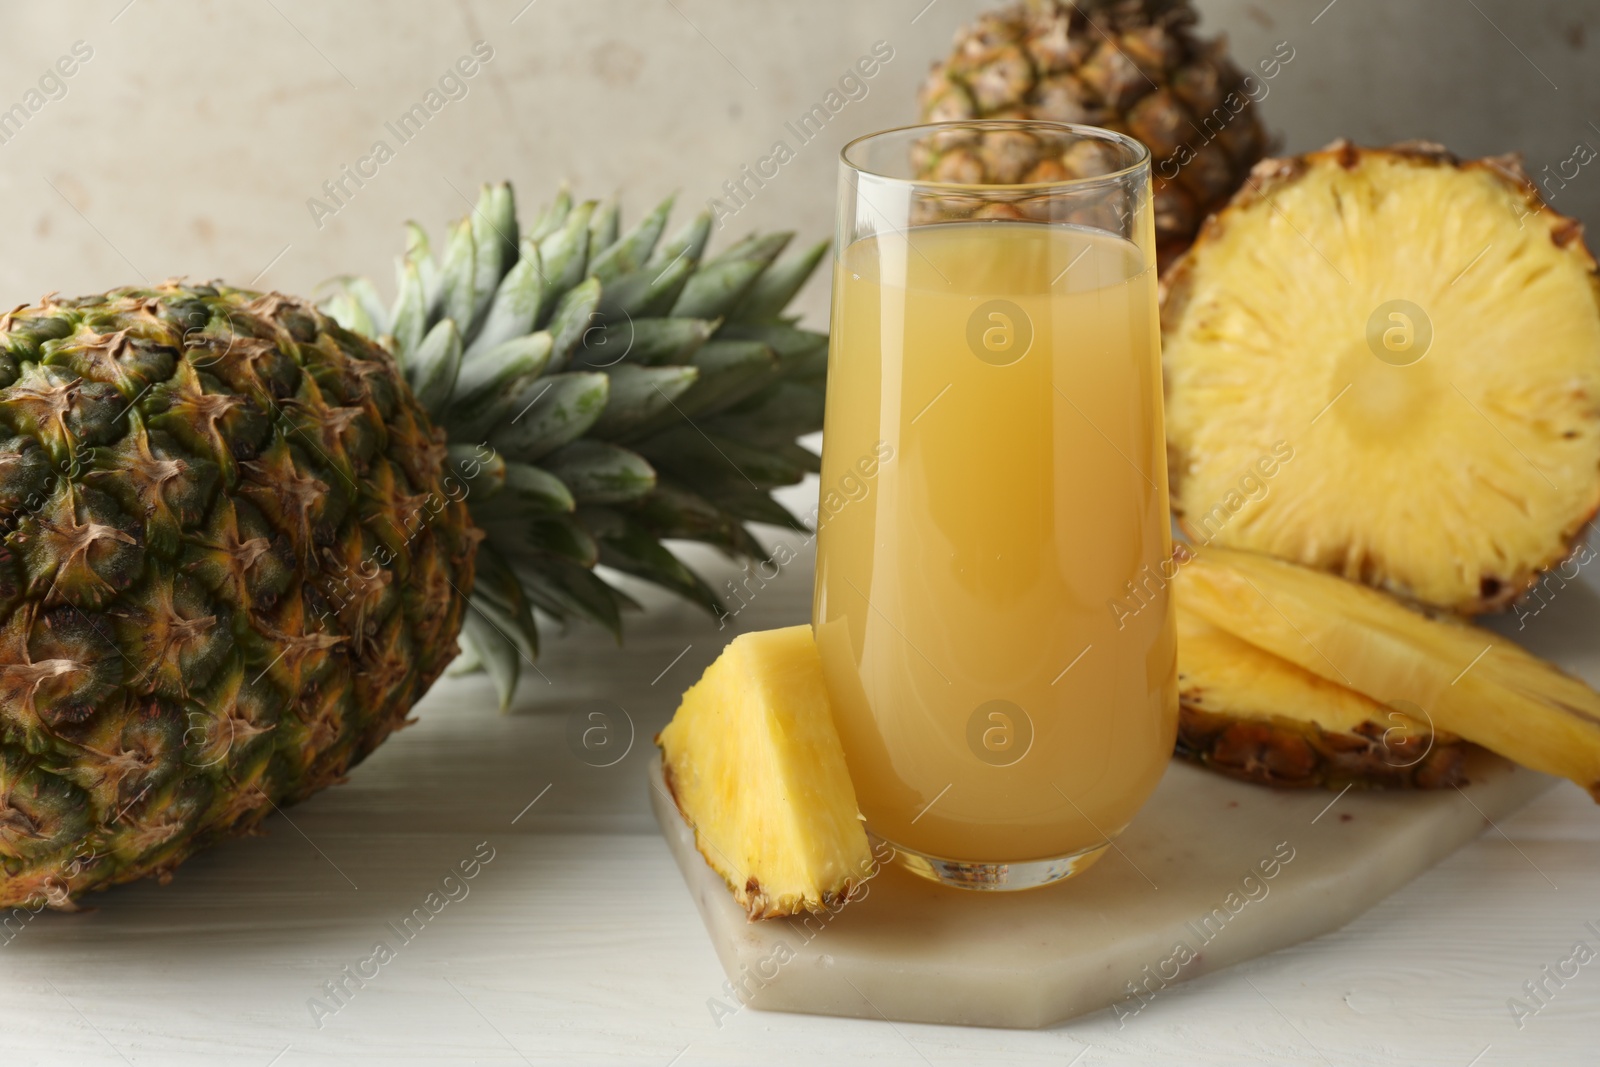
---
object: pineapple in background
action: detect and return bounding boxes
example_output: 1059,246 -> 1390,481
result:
0,184 -> 830,909
916,0 -> 1273,267
1163,142 -> 1600,615
657,626 -> 873,919
1177,547 -> 1600,801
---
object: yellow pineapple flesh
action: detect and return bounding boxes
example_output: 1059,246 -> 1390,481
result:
1176,605 -> 1468,789
656,626 -> 873,919
1163,141 -> 1600,614
1179,546 -> 1600,800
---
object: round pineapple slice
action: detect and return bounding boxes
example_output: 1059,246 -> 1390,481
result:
1162,140 -> 1600,614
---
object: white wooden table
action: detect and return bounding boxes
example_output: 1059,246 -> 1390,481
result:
3,486 -> 1597,1066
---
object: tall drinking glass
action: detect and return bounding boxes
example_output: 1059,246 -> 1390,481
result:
814,121 -> 1177,891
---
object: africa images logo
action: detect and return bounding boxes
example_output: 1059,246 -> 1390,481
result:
966,299 -> 1032,367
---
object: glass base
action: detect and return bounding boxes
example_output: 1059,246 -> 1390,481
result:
873,833 -> 1110,892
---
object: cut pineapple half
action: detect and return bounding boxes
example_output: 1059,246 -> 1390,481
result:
1179,546 -> 1600,800
656,625 -> 874,919
1163,140 -> 1600,614
1176,606 -> 1467,789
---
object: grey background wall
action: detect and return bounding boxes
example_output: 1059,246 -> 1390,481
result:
1,0 -> 1596,327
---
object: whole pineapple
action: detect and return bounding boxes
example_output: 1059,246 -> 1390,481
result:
916,0 -> 1273,267
0,185 -> 827,908
0,284 -> 475,907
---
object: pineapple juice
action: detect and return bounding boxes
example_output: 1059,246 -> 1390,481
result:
814,220 -> 1177,865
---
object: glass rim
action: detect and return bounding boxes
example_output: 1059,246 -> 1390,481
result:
840,119 -> 1151,193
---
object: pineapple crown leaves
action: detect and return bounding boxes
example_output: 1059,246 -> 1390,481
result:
319,182 -> 829,707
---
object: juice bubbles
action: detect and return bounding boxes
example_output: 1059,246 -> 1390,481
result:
814,220 -> 1177,866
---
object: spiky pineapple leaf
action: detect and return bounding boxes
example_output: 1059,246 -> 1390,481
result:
488,371 -> 609,460
678,340 -> 780,418
408,319 -> 462,414
469,183 -> 517,330
321,290 -> 372,338
484,513 -> 599,568
589,364 -> 698,440
447,630 -> 485,676
577,317 -> 714,368
321,275 -> 387,337
705,382 -> 825,449
471,544 -> 539,659
636,426 -> 806,495
596,263 -> 683,321
448,333 -> 555,433
547,277 -> 602,369
590,196 -> 673,282
513,556 -> 634,639
707,490 -> 812,533
322,182 -> 830,699
728,240 -> 829,323
390,259 -> 427,357
464,241 -> 544,360
651,210 -> 712,273
589,198 -> 620,251
537,202 -> 595,322
670,233 -> 790,320
471,463 -> 575,527
636,224 -> 710,316
585,507 -> 725,617
716,322 -> 828,380
633,484 -> 766,557
461,608 -> 521,708
402,220 -> 441,314
447,443 -> 506,500
438,217 -> 479,338
541,440 -> 656,504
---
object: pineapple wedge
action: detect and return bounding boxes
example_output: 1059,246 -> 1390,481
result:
657,626 -> 874,919
1179,546 -> 1600,799
1177,607 -> 1467,789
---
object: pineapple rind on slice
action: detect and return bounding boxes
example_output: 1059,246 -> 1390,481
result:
657,625 -> 874,920
1162,140 -> 1600,615
1180,546 -> 1600,800
1176,607 -> 1468,789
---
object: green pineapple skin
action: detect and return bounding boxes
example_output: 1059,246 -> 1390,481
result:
0,285 -> 476,910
